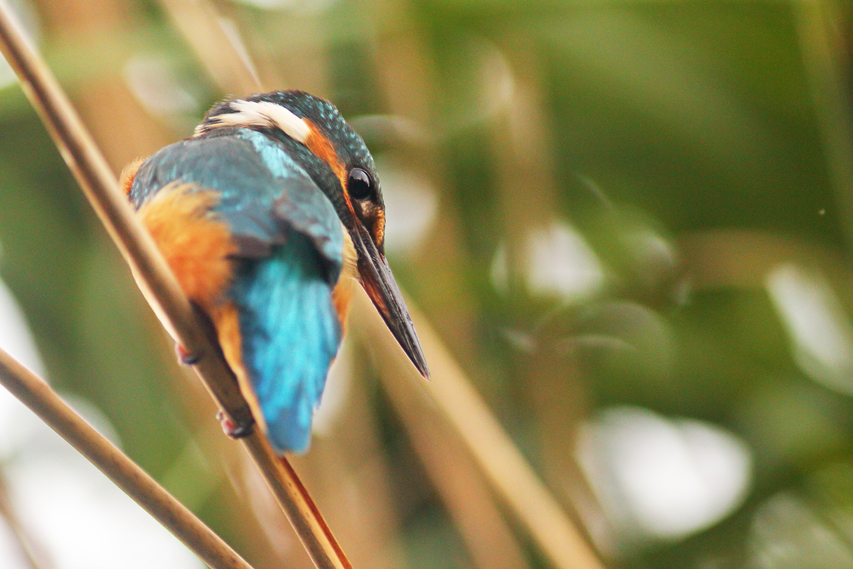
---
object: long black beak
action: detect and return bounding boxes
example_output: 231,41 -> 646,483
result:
351,223 -> 429,378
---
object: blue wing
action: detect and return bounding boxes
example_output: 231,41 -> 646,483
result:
131,128 -> 344,453
230,230 -> 341,452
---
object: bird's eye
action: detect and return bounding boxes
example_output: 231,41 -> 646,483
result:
347,168 -> 373,201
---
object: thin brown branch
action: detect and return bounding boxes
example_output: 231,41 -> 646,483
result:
0,347 -> 254,569
242,436 -> 352,569
351,292 -> 606,569
0,3 -> 351,569
0,0 -> 252,432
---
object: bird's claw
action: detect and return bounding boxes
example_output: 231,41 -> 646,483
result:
176,344 -> 200,366
217,411 -> 255,439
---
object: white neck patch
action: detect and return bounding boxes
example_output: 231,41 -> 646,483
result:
196,99 -> 312,144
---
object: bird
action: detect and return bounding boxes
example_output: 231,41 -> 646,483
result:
121,90 -> 429,453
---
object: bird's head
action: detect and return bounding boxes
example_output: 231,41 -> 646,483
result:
196,90 -> 429,377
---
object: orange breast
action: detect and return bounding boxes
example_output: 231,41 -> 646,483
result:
331,229 -> 359,330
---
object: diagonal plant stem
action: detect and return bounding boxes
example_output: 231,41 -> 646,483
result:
0,3 -> 350,569
376,339 -> 532,569
351,292 -> 605,569
0,347 -> 254,569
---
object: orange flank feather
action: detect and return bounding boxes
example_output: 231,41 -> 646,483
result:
137,182 -> 272,436
119,157 -> 147,195
214,302 -> 269,435
136,183 -> 237,314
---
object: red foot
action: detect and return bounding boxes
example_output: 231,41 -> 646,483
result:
217,411 -> 255,439
176,344 -> 200,365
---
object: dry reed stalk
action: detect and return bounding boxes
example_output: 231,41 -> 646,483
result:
352,291 -> 605,569
0,346 -> 255,569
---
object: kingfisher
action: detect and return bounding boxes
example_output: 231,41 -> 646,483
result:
121,90 -> 429,453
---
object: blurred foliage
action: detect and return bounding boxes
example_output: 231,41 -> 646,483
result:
2,0 -> 853,568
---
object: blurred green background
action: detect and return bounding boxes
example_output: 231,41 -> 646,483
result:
1,0 -> 853,568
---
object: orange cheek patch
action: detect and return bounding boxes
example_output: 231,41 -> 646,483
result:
304,121 -> 352,212
302,122 -> 386,250
373,210 -> 386,250
136,183 -> 237,313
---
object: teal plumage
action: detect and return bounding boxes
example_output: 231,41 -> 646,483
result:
230,231 -> 341,452
130,128 -> 344,453
130,129 -> 344,266
126,90 -> 427,454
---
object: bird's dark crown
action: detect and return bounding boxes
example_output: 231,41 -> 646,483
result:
196,90 -> 386,249
199,90 -> 375,179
